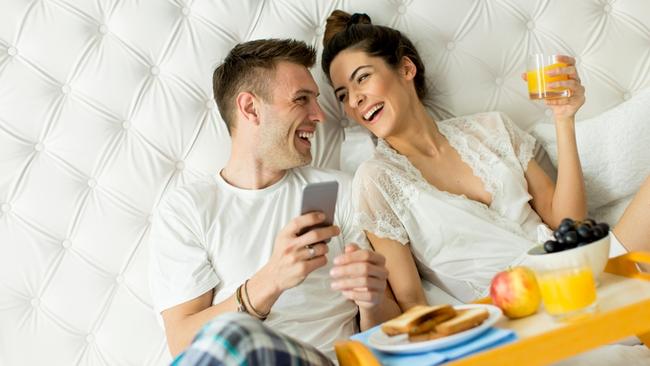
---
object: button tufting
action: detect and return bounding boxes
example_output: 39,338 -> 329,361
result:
150,66 -> 160,76
314,26 -> 323,36
147,214 -> 154,224
205,100 -> 215,109
175,161 -> 185,170
526,21 -> 535,30
98,24 -> 108,35
34,143 -> 44,152
603,4 -> 612,13
1,203 -> 11,213
7,46 -> 17,57
181,6 -> 190,16
31,298 -> 40,308
61,84 -> 71,94
62,239 -> 72,249
623,92 -> 631,100
122,120 -> 131,129
495,77 -> 504,86
446,42 -> 455,51
87,178 -> 97,188
398,5 -> 407,14
115,275 -> 124,284
340,119 -> 349,128
86,334 -> 95,343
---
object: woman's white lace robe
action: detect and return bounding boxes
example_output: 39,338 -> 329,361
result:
353,111 -> 547,302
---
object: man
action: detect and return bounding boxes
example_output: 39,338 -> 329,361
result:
149,38 -> 401,364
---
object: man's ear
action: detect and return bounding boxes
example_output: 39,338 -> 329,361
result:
235,91 -> 260,125
400,56 -> 417,81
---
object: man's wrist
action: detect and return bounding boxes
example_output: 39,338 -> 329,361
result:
246,268 -> 283,315
254,265 -> 282,296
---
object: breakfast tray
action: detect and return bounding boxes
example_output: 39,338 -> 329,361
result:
448,251 -> 650,365
336,252 -> 650,366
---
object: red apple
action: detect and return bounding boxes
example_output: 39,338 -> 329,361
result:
489,266 -> 541,319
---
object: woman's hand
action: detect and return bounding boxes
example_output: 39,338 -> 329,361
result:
522,55 -> 586,121
330,244 -> 389,309
545,55 -> 585,120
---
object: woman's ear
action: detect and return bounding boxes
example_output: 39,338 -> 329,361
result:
400,56 -> 417,81
235,91 -> 260,126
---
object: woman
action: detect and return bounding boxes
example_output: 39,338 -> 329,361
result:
321,10 -> 650,309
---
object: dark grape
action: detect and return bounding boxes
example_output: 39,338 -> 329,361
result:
564,231 -> 578,247
592,226 -> 605,239
554,230 -> 564,241
558,222 -> 573,234
583,219 -> 596,227
544,240 -> 559,253
560,218 -> 575,227
597,223 -> 610,235
576,224 -> 593,241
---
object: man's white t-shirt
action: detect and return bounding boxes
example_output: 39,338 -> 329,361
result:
149,166 -> 367,359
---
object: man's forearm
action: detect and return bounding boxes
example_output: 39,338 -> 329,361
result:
358,289 -> 402,331
165,295 -> 240,357
165,276 -> 283,357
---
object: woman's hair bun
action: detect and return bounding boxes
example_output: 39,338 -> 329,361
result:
323,10 -> 372,47
348,12 -> 371,26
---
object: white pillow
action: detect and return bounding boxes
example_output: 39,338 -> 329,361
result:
532,88 -> 650,213
339,124 -> 375,175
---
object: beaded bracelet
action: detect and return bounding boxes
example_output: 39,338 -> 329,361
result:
243,279 -> 270,320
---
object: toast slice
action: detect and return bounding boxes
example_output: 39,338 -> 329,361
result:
407,307 -> 457,336
434,308 -> 489,336
381,304 -> 456,336
408,330 -> 446,342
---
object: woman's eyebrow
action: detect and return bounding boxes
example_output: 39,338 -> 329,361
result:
334,65 -> 372,94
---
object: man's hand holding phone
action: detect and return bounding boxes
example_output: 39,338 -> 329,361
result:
261,212 -> 340,292
247,212 -> 340,319
252,181 -> 342,310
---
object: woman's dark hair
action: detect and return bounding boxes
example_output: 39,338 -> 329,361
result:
321,10 -> 428,101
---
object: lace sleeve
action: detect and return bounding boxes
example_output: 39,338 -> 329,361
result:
499,112 -> 536,171
352,162 -> 410,244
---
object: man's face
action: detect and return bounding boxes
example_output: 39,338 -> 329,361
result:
256,62 -> 325,170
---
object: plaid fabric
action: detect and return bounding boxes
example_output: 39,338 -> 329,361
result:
171,313 -> 334,366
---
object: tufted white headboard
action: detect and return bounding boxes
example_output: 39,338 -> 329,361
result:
2,1 -> 649,365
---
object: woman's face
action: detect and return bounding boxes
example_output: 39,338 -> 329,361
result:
329,49 -> 416,138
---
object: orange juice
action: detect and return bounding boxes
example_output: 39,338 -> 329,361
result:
537,267 -> 596,316
527,62 -> 569,100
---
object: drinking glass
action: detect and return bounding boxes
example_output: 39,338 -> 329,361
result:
532,252 -> 598,321
527,54 -> 570,100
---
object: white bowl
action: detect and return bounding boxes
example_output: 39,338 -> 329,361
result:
524,234 -> 611,280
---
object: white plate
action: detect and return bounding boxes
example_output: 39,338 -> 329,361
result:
368,304 -> 503,354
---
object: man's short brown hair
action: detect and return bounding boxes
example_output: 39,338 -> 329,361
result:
213,39 -> 316,135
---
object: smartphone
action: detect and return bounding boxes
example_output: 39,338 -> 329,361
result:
298,181 -> 339,242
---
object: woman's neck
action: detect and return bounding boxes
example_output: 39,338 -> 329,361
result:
384,102 -> 443,158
